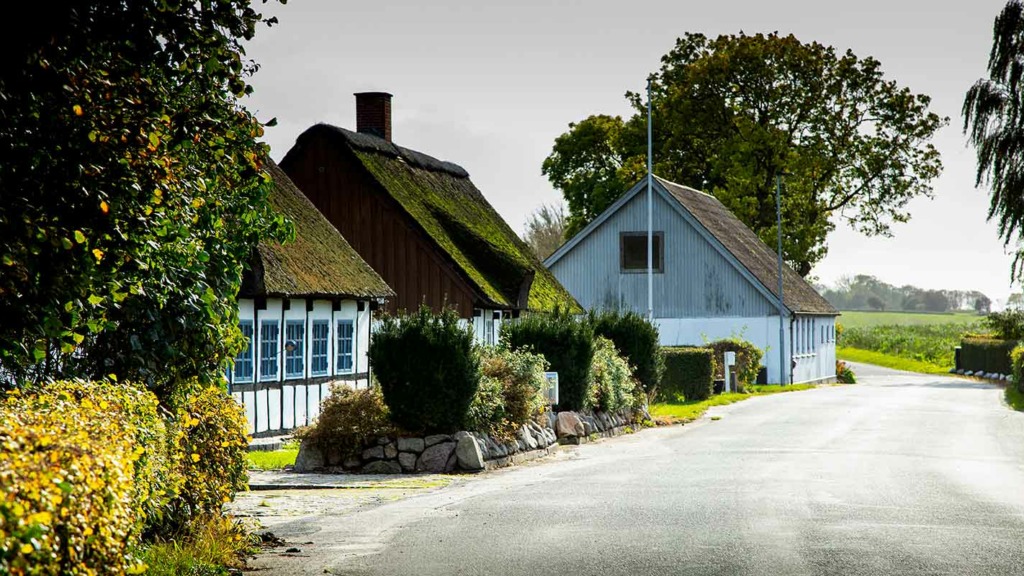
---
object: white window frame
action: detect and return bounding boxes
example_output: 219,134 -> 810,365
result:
285,319 -> 305,380
336,319 -> 355,374
259,319 -> 280,382
234,320 -> 254,383
310,319 -> 330,377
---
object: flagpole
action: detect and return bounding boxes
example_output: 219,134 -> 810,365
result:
647,78 -> 654,322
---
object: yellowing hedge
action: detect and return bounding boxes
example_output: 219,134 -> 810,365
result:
0,380 -> 168,576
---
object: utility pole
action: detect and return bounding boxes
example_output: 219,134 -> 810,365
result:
776,174 -> 787,385
647,78 -> 654,322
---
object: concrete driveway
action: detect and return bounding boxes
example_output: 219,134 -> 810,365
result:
245,363 -> 1024,575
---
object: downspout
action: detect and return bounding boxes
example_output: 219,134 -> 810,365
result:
788,315 -> 795,385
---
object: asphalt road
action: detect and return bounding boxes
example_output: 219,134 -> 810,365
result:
253,364 -> 1024,575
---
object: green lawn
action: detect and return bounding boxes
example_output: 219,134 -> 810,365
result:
837,346 -> 951,375
839,310 -> 983,329
651,384 -> 818,423
246,446 -> 299,470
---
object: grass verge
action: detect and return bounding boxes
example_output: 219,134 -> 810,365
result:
1006,385 -> 1024,412
837,346 -> 950,375
650,383 -> 818,424
247,444 -> 299,470
138,515 -> 256,576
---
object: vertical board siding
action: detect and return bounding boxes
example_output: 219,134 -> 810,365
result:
549,191 -> 776,318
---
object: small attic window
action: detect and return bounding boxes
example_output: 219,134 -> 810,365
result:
620,232 -> 664,273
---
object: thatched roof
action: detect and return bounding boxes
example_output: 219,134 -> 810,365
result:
301,124 -> 579,312
656,176 -> 837,315
241,162 -> 393,300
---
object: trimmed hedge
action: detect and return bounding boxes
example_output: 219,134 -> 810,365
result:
660,347 -> 715,402
590,309 -> 664,399
369,306 -> 480,433
587,336 -> 641,412
960,337 -> 1017,376
501,307 -> 595,411
707,339 -> 764,391
1013,345 -> 1024,393
0,380 -> 169,575
467,347 -> 548,440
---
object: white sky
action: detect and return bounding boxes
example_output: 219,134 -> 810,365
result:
243,0 -> 1020,305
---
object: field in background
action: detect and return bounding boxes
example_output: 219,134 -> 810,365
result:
838,310 -> 983,329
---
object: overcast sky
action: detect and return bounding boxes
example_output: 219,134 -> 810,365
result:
243,0 -> 1019,306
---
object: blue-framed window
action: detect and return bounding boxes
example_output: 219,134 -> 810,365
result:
233,320 -> 254,383
285,320 -> 305,379
311,320 -> 330,376
260,320 -> 279,381
336,320 -> 354,373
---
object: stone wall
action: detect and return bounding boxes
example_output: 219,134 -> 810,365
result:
293,408 -> 648,474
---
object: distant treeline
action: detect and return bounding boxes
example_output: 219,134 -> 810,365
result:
818,275 -> 991,313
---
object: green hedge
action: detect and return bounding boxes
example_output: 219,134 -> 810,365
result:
467,346 -> 548,440
369,307 -> 480,433
587,336 -> 641,412
706,339 -> 764,391
660,347 -> 715,402
1012,345 -> 1024,393
501,307 -> 595,411
589,309 -> 664,399
960,337 -> 1017,375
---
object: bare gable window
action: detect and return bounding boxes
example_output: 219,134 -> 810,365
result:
620,232 -> 664,273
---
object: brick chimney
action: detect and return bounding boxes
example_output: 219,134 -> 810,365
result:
354,92 -> 392,142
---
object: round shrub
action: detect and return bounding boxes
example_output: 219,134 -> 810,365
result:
468,346 -> 548,439
706,339 -> 764,391
161,384 -> 249,535
0,380 -> 168,575
368,306 -> 480,433
661,347 -> 715,401
501,306 -> 595,411
590,309 -> 664,400
294,384 -> 393,456
587,336 -> 640,412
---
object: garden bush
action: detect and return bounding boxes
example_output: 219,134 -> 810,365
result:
587,336 -> 642,412
0,380 -> 169,575
836,360 -> 856,384
706,339 -> 764,391
660,347 -> 715,402
960,337 -> 1017,375
589,309 -> 664,400
369,306 -> 480,433
984,309 -> 1024,340
501,306 -> 595,411
1012,345 -> 1024,393
295,385 -> 394,455
159,384 -> 249,536
467,347 -> 548,439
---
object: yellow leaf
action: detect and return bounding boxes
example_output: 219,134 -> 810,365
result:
92,248 -> 104,261
191,453 -> 200,463
100,201 -> 109,214
20,543 -> 33,554
99,401 -> 109,410
27,511 -> 52,525
73,104 -> 83,116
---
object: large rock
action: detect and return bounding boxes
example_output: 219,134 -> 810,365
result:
384,443 -> 398,459
293,442 -> 323,472
397,437 -> 425,453
556,412 -> 585,438
417,441 -> 456,473
520,426 -> 538,450
362,460 -> 402,474
398,452 -> 417,472
343,456 -> 362,470
582,420 -> 594,436
456,435 -> 485,470
425,434 -> 451,447
362,445 -> 385,461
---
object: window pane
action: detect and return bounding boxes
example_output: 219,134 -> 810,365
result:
260,320 -> 279,380
285,320 -> 305,378
234,321 -> 254,382
621,233 -> 663,272
336,320 -> 354,373
311,320 -> 329,375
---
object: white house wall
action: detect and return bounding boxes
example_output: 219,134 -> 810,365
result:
547,190 -> 777,318
232,297 -> 373,436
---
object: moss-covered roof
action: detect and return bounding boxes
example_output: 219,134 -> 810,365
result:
244,162 -> 393,300
315,124 -> 578,312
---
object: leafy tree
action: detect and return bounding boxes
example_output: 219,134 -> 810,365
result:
544,32 -> 947,276
965,1 -> 1024,280
976,294 -> 994,314
866,296 -> 885,311
522,202 -> 568,260
0,1 -> 290,397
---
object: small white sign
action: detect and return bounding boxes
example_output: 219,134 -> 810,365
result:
724,351 -> 737,367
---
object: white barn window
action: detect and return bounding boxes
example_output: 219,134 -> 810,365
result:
260,319 -> 280,381
336,320 -> 355,374
311,320 -> 329,376
234,320 -> 254,383
285,320 -> 305,379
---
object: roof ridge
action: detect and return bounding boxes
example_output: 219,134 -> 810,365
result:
315,123 -> 469,178
653,174 -> 716,198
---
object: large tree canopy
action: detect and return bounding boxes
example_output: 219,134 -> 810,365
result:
543,32 -> 947,276
964,0 -> 1024,281
0,1 -> 290,396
